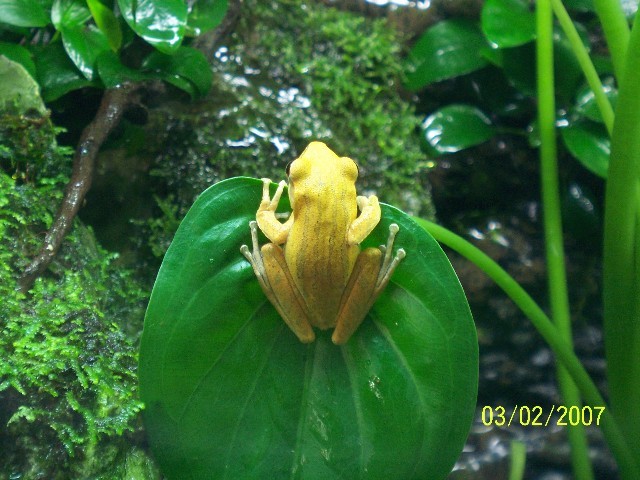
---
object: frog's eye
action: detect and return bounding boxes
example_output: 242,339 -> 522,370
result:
346,158 -> 359,179
285,161 -> 293,177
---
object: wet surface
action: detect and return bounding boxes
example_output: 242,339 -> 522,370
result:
426,137 -> 613,478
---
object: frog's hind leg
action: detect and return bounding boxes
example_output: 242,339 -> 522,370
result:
241,221 -> 315,343
332,223 -> 406,345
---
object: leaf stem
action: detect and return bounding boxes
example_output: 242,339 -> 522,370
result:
592,0 -> 630,79
536,0 -> 593,476
603,10 -> 640,475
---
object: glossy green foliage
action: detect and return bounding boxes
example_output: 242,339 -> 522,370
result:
575,80 -> 617,123
404,19 -> 488,90
87,0 -> 122,51
422,104 -> 496,154
187,0 -> 228,33
118,0 -> 187,54
143,47 -> 212,98
561,121 -> 609,178
61,25 -> 111,80
482,0 -> 535,48
140,177 -> 478,479
0,0 -> 225,100
30,43 -> 95,101
0,0 -> 49,27
409,0 -> 613,178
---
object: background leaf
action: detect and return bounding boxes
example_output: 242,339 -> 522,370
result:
143,47 -> 212,97
574,79 -> 617,123
560,120 -> 610,178
60,24 -> 110,80
403,19 -> 488,90
188,0 -> 228,33
0,0 -> 49,27
51,0 -> 91,29
553,24 -> 590,104
422,104 -> 496,154
96,50 -> 148,87
30,43 -> 95,101
563,0 -> 595,11
117,0 -> 187,54
0,41 -> 36,78
481,0 -> 536,48
87,0 -> 122,51
139,177 -> 478,480
0,55 -> 45,114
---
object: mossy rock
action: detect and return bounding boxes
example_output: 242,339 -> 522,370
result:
0,77 -> 155,477
111,0 -> 434,258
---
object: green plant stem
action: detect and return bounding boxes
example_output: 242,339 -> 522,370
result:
536,0 -> 593,477
508,441 -> 526,480
414,218 -> 640,478
551,0 -> 614,136
603,11 -> 640,475
592,0 -> 629,78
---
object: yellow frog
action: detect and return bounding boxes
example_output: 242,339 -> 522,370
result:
240,142 -> 405,344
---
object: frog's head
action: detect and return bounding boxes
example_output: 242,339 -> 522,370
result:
286,142 -> 358,208
288,141 -> 358,184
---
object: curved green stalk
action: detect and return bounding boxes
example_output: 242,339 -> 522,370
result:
508,441 -> 526,480
592,0 -> 630,78
551,0 -> 614,136
413,218 -> 640,478
536,0 -> 592,477
603,11 -> 640,474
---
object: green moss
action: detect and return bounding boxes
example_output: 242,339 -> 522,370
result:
1,92 -> 154,476
0,172 -> 150,478
261,2 -> 424,183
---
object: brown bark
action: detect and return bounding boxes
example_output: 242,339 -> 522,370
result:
19,83 -> 139,292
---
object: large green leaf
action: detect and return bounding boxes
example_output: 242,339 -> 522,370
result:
140,177 -> 478,480
403,19 -> 488,90
117,0 -> 187,54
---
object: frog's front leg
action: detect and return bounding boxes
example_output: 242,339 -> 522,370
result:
332,224 -> 406,345
256,178 -> 293,244
241,221 -> 315,343
347,195 -> 381,245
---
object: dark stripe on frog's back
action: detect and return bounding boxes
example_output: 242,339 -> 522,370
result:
286,181 -> 357,323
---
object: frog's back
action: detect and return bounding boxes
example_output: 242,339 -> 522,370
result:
285,147 -> 360,328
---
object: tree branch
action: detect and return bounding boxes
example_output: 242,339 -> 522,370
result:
19,83 -> 139,292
